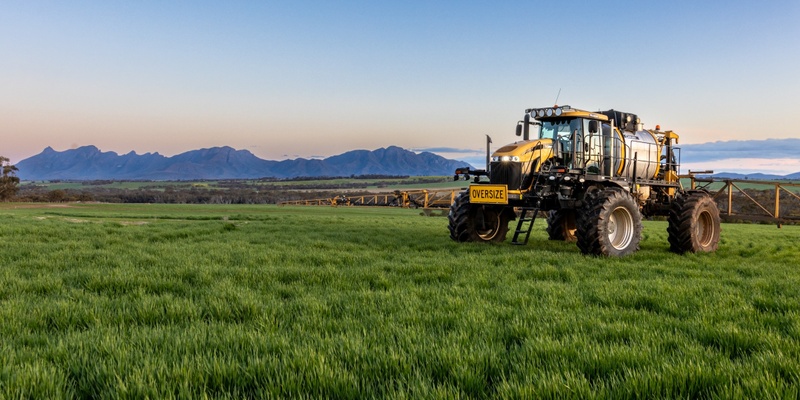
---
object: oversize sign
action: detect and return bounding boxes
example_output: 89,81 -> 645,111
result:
469,185 -> 508,204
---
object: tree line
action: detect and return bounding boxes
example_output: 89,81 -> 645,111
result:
14,185 -> 379,205
0,156 -> 449,204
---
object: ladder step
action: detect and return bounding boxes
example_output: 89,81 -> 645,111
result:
511,208 -> 539,245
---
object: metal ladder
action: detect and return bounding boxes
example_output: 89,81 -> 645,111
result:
511,207 -> 539,245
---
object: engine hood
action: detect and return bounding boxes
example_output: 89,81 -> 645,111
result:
492,139 -> 553,161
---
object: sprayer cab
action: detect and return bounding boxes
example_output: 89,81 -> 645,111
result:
513,106 -> 682,183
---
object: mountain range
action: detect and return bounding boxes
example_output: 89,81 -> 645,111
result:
15,145 -> 799,182
15,145 -> 472,181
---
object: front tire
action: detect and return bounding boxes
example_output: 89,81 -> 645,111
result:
448,192 -> 510,243
667,191 -> 721,253
577,188 -> 642,256
546,209 -> 577,242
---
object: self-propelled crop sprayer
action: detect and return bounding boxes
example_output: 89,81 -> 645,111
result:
449,105 -> 721,256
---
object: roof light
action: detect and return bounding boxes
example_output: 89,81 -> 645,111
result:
530,106 -> 572,119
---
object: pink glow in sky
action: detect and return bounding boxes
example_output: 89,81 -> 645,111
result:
2,1 -> 799,174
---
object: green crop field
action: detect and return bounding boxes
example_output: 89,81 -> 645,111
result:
1,203 -> 799,398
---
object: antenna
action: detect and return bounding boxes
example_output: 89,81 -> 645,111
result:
553,88 -> 561,107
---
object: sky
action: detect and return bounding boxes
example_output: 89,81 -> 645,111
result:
2,1 -> 799,174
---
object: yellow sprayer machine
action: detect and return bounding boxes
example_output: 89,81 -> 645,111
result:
449,105 -> 720,256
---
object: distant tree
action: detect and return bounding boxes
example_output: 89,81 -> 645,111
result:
47,189 -> 67,203
0,156 -> 20,201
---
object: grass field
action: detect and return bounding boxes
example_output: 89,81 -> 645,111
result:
1,203 -> 799,398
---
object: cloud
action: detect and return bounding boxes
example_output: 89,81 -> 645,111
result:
413,147 -> 481,154
681,158 -> 800,176
424,138 -> 800,175
679,138 -> 800,163
677,138 -> 800,175
417,138 -> 800,175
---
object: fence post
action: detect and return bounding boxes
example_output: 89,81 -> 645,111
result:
727,181 -> 733,216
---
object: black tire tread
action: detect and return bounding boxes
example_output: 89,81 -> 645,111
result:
448,191 -> 510,243
576,188 -> 642,256
546,209 -> 577,242
448,192 -> 472,242
667,191 -> 721,253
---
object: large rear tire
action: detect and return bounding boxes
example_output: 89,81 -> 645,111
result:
546,209 -> 577,242
667,191 -> 721,253
576,188 -> 642,256
448,191 -> 510,243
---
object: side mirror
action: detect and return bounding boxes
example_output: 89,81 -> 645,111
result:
588,120 -> 598,134
515,121 -> 522,137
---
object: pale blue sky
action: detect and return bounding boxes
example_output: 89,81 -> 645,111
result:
2,1 -> 799,173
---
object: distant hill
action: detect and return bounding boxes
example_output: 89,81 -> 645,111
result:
707,172 -> 800,180
15,145 -> 472,181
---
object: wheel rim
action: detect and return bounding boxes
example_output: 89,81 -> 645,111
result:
476,208 -> 501,240
608,206 -> 634,250
696,210 -> 715,247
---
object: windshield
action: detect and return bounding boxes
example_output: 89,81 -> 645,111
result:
538,118 -> 582,141
538,118 -> 584,168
